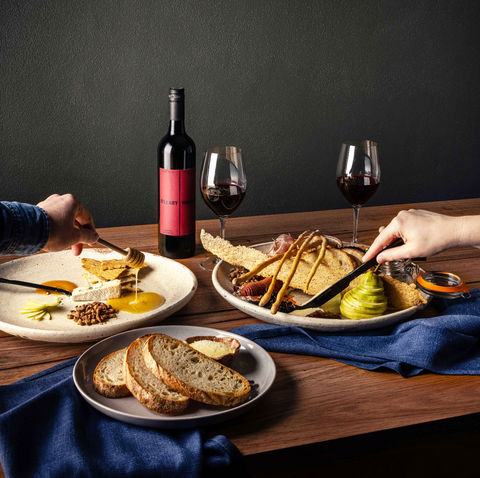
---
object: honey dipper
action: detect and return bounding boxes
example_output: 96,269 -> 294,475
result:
97,238 -> 145,268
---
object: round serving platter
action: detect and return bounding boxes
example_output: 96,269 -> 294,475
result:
212,242 -> 431,332
0,249 -> 197,343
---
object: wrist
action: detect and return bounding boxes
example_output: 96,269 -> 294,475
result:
454,215 -> 480,248
0,203 -> 49,255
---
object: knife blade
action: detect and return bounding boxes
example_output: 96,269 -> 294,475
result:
294,237 -> 404,310
0,278 -> 72,296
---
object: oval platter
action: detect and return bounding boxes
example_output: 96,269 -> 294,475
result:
212,242 -> 431,332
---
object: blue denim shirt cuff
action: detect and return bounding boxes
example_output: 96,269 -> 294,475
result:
0,202 -> 50,255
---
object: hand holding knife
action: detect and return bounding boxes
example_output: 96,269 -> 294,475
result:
295,237 -> 405,310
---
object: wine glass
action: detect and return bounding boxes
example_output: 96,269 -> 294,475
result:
336,140 -> 380,243
200,146 -> 247,271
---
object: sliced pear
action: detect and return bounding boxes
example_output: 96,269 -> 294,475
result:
19,297 -> 62,321
340,271 -> 388,320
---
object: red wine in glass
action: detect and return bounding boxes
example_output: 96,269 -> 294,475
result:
201,183 -> 246,217
200,146 -> 247,270
336,174 -> 380,206
336,140 -> 380,243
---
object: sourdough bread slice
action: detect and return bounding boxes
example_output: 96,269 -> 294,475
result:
123,335 -> 189,415
144,334 -> 251,407
342,247 -> 366,266
93,348 -> 131,398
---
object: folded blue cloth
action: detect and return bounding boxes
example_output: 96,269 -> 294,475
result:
0,358 -> 247,478
231,288 -> 480,378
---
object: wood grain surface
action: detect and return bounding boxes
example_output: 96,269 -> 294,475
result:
1,199 -> 480,477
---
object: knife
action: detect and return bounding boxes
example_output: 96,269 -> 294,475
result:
294,237 -> 404,310
0,278 -> 72,296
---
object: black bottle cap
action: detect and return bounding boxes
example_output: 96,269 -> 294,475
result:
169,88 -> 185,101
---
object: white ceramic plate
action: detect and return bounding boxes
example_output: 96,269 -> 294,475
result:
73,325 -> 276,429
0,249 -> 197,343
212,242 -> 431,332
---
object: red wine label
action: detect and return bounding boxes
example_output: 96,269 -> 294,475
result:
159,168 -> 196,236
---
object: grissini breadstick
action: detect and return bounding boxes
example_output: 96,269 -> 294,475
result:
271,230 -> 319,314
233,254 -> 284,285
303,236 -> 327,293
234,237 -> 325,286
258,232 -> 308,307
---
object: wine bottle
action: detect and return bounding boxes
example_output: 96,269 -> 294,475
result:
158,87 -> 196,258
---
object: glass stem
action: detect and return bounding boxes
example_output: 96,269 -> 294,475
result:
219,217 -> 226,240
352,206 -> 360,244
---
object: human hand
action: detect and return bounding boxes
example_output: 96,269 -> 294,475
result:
37,194 -> 99,255
362,209 -> 463,263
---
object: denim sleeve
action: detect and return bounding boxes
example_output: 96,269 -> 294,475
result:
0,202 -> 50,255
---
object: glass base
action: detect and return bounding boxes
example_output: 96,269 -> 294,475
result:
200,256 -> 219,272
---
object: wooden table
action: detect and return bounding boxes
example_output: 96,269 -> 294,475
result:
2,199 -> 480,477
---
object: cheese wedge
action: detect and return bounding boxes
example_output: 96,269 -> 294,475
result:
72,280 -> 122,302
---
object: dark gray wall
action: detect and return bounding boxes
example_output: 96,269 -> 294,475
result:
2,0 -> 480,228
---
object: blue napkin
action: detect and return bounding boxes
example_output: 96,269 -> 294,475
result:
230,288 -> 480,378
0,358 -> 247,478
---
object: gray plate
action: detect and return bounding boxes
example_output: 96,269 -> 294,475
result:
73,325 -> 276,428
212,242 -> 431,332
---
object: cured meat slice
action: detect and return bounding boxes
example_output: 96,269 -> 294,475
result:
265,234 -> 295,256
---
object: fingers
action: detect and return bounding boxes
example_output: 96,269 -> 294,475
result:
363,223 -> 401,262
363,209 -> 437,263
363,235 -> 394,262
73,201 -> 96,230
74,223 -> 99,245
71,243 -> 84,256
39,193 -> 98,253
376,244 -> 416,263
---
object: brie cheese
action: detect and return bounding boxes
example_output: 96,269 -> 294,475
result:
72,280 -> 122,302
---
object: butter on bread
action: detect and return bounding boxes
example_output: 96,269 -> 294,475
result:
72,279 -> 122,302
200,229 -> 354,295
188,340 -> 234,359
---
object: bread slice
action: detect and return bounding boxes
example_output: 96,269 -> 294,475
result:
303,247 -> 356,271
144,334 -> 251,407
123,335 -> 189,415
72,279 -> 122,301
342,247 -> 365,266
93,348 -> 131,398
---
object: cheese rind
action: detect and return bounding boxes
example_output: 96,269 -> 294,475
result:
72,280 -> 122,302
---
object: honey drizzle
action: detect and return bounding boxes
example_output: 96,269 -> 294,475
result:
134,267 -> 139,303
